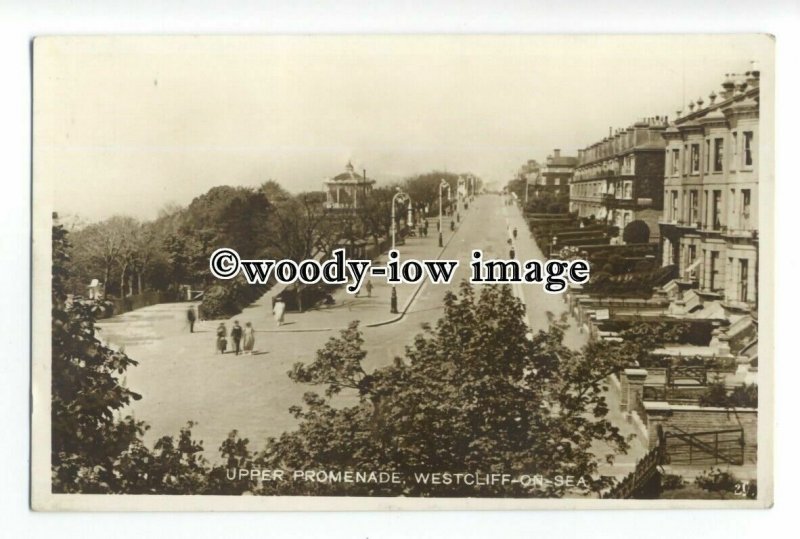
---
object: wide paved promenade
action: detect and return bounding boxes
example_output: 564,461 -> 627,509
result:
97,195 -> 645,472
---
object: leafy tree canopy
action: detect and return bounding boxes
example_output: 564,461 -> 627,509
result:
254,282 -> 629,497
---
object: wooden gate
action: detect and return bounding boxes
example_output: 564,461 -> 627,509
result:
662,426 -> 744,466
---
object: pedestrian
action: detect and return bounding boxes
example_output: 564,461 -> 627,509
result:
365,280 -> 373,298
216,323 -> 227,354
186,305 -> 196,333
513,227 -> 518,240
509,246 -> 516,260
242,322 -> 255,354
273,296 -> 286,327
231,320 -> 243,355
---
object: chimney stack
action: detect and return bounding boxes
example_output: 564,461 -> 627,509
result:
553,149 -> 561,158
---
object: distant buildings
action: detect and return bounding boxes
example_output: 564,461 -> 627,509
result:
324,161 -> 376,210
540,149 -> 577,199
659,70 -> 760,312
517,160 -> 541,201
572,118 -> 668,241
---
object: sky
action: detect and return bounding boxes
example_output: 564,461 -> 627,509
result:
34,35 -> 772,222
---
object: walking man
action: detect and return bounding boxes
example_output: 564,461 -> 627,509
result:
513,227 -> 518,240
231,320 -> 243,355
187,305 -> 196,333
365,280 -> 373,298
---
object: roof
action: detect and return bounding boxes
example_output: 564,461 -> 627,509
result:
546,156 -> 578,167
328,161 -> 375,183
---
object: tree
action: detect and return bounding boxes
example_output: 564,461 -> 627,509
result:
51,224 -> 145,492
622,220 -> 650,244
52,223 -> 254,494
254,282 -> 628,497
404,171 -> 461,217
262,189 -> 331,262
358,185 -> 396,247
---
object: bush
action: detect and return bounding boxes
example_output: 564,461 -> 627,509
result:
276,282 -> 338,312
699,381 -> 758,408
661,474 -> 685,491
694,468 -> 741,498
622,220 -> 650,244
199,275 -> 270,319
729,383 -> 759,408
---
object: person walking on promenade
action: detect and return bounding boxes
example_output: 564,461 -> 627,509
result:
242,322 -> 255,355
231,320 -> 243,355
273,297 -> 286,327
187,305 -> 196,333
365,280 -> 373,298
513,227 -> 518,240
509,246 -> 516,260
216,323 -> 227,354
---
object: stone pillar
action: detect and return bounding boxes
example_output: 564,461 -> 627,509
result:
621,368 -> 648,413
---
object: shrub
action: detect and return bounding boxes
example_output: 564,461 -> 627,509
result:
661,474 -> 685,491
276,282 -> 339,312
199,275 -> 270,319
622,220 -> 650,244
699,381 -> 758,408
694,468 -> 740,498
729,383 -> 758,408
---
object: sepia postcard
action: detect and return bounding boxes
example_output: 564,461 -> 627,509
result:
31,35 -> 774,510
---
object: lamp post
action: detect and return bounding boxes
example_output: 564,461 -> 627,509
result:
390,189 -> 412,314
438,179 -> 450,247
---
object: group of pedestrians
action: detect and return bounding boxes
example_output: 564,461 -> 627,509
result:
186,302 -> 274,356
417,219 -> 430,238
215,320 -> 255,355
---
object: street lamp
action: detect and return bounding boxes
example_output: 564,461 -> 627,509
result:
390,189 -> 412,314
438,179 -> 450,248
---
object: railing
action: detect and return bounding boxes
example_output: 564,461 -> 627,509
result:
662,427 -> 745,466
602,427 -> 665,499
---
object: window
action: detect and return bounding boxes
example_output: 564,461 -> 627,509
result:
739,259 -> 749,302
714,138 -> 724,172
684,144 -> 690,174
671,191 -> 679,221
671,149 -> 680,175
704,139 -> 710,173
690,190 -> 699,224
741,189 -> 751,229
687,245 -> 697,278
712,190 -> 722,230
691,144 -> 700,173
709,251 -> 720,292
743,131 -> 754,167
682,191 -> 687,223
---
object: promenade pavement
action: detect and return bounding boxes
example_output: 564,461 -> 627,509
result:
97,195 -> 646,477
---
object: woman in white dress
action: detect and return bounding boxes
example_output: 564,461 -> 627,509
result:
242,322 -> 255,354
273,297 -> 286,327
